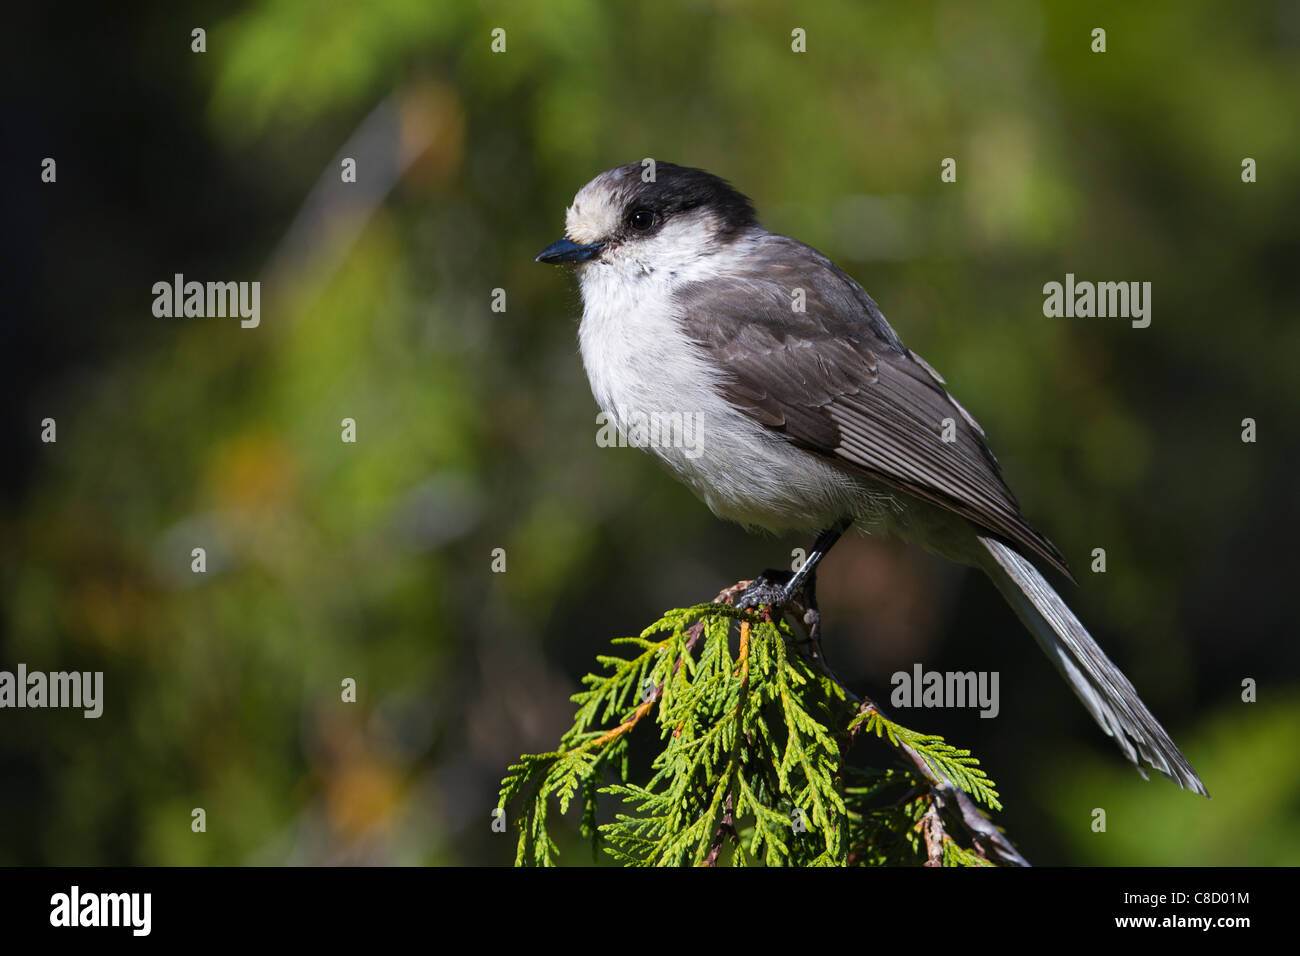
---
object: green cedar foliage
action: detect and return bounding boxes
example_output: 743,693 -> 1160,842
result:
499,588 -> 1016,867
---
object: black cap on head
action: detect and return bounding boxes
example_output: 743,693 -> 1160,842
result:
619,162 -> 758,236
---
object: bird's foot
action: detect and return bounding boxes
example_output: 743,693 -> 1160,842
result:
736,569 -> 823,652
735,569 -> 797,611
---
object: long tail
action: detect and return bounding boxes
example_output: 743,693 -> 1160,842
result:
977,535 -> 1207,796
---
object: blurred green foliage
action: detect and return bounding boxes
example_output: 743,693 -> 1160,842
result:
3,0 -> 1297,864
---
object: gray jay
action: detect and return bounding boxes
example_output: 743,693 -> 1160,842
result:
536,161 -> 1206,796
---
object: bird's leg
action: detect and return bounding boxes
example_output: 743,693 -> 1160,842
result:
737,517 -> 852,613
783,519 -> 849,603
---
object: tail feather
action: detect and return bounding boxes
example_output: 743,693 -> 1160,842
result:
977,536 -> 1207,796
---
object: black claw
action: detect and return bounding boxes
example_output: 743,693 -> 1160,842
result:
736,520 -> 849,616
736,569 -> 794,610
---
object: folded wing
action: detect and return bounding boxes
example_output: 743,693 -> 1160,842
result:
675,234 -> 1072,579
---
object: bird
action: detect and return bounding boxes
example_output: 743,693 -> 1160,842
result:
535,160 -> 1206,796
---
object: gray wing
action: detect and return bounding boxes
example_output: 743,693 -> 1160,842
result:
676,234 -> 1072,580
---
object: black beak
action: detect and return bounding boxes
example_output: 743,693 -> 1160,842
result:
535,237 -> 604,265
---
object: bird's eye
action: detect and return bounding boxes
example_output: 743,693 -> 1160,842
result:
628,209 -> 656,232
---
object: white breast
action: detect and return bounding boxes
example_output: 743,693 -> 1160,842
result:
575,240 -> 878,535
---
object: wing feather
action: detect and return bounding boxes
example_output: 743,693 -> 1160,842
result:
676,235 -> 1072,579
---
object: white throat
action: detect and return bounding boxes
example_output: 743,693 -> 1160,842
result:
574,225 -> 872,534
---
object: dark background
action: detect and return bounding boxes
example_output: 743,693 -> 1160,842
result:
2,0 -> 1298,865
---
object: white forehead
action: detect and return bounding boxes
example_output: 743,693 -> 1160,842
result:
564,166 -> 641,244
